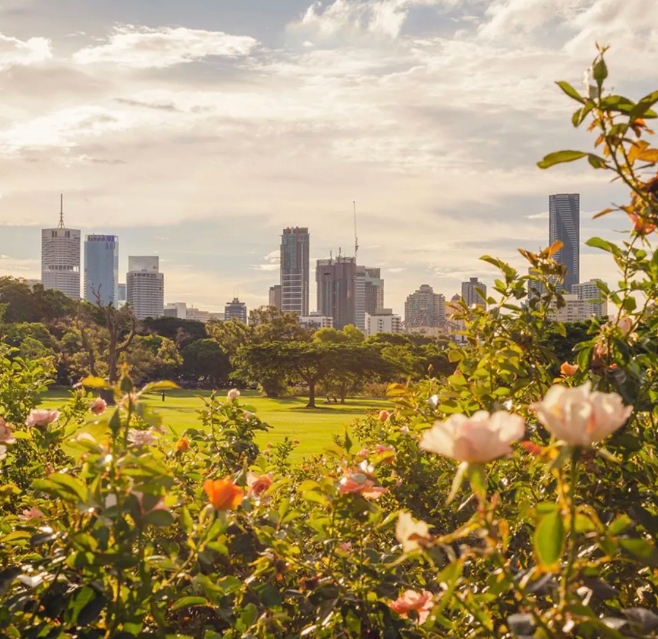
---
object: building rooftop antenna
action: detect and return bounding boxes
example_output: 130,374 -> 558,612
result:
353,200 -> 359,264
57,194 -> 65,229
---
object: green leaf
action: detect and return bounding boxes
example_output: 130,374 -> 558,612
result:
446,462 -> 468,505
80,376 -> 112,390
143,508 -> 175,527
171,597 -> 210,611
537,150 -> 587,169
78,595 -> 107,625
630,90 -> 658,119
32,473 -> 89,504
556,81 -> 585,104
608,515 -> 633,536
216,576 -> 242,595
534,510 -> 565,570
586,237 -> 619,255
619,538 -> 658,567
587,154 -> 607,169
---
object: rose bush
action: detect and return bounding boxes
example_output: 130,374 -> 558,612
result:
1,49 -> 658,638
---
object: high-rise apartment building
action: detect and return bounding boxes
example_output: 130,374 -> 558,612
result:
117,283 -> 127,302
364,267 -> 384,315
41,197 -> 81,299
126,256 -> 164,320
404,285 -> 445,328
549,193 -> 580,292
365,309 -> 402,337
225,298 -> 248,323
280,227 -> 310,316
316,256 -> 356,330
572,279 -> 608,318
461,277 -> 487,308
269,284 -> 282,310
84,234 -> 119,306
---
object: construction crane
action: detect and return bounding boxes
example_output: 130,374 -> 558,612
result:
353,200 -> 359,263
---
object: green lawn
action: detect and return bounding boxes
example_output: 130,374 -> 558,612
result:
39,389 -> 390,460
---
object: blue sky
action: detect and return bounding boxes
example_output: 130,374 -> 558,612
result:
0,0 -> 655,313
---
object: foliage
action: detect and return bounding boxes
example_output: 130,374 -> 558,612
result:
2,48 -> 658,639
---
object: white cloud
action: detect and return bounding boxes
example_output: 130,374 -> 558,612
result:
527,211 -> 549,219
294,0 -> 440,38
0,32 -> 51,70
72,25 -> 258,68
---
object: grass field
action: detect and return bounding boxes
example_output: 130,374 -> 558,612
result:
39,389 -> 390,460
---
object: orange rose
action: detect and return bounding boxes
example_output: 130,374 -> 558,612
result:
560,362 -> 578,377
175,437 -> 190,452
204,478 -> 244,510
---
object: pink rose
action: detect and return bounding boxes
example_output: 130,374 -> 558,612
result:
247,472 -> 273,499
227,389 -> 240,401
389,590 -> 434,625
25,409 -> 60,430
20,507 -> 44,520
338,470 -> 386,500
375,444 -> 396,465
127,428 -> 156,447
90,397 -> 107,415
420,411 -> 525,464
0,418 -> 16,444
531,382 -> 632,447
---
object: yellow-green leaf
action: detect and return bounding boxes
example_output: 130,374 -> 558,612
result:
537,150 -> 587,169
534,510 -> 564,570
80,376 -> 112,390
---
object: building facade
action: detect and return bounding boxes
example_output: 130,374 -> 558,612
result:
164,302 -> 188,319
225,298 -> 248,323
316,256 -> 356,330
269,284 -> 282,310
117,283 -> 127,302
461,277 -> 487,308
126,256 -> 164,320
280,227 -> 310,316
299,313 -> 334,330
404,284 -> 445,329
84,234 -> 119,306
572,279 -> 608,318
41,205 -> 81,299
549,193 -> 580,292
364,267 -> 384,315
365,309 -> 402,336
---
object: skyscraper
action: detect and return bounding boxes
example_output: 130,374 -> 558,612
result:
225,298 -> 248,323
316,256 -> 356,330
84,235 -> 119,306
355,266 -> 385,331
126,256 -> 164,320
280,227 -> 310,316
404,285 -> 445,328
268,285 -> 282,310
41,196 -> 81,299
461,277 -> 487,308
549,193 -> 580,292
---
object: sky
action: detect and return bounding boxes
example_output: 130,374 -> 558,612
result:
0,0 -> 656,314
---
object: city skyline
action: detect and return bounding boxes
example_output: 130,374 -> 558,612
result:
0,1 -> 651,315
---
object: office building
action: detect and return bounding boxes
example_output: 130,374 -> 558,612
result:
84,234 -> 119,306
316,256 -> 356,330
164,302 -> 223,323
365,309 -> 402,336
549,193 -> 580,292
551,295 -> 598,323
117,283 -> 127,302
280,227 -> 310,316
461,277 -> 487,308
225,298 -> 247,323
299,313 -> 334,330
355,266 -> 385,332
126,256 -> 164,320
269,284 -> 282,310
41,196 -> 81,299
572,279 -> 608,318
164,302 -> 188,319
404,285 -> 445,329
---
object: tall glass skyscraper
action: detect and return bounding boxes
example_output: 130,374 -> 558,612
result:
549,194 -> 580,292
84,235 -> 119,305
280,227 -> 310,316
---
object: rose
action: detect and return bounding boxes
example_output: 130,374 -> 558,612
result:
0,418 -> 16,444
560,362 -> 578,377
25,409 -> 60,430
389,590 -> 434,625
531,382 -> 632,447
613,315 -> 633,335
338,470 -> 386,500
127,428 -> 156,447
396,511 -> 430,552
175,437 -> 189,452
204,477 -> 244,510
90,397 -> 107,415
247,472 -> 273,499
378,410 -> 390,422
20,507 -> 44,520
420,411 -> 525,464
227,389 -> 240,401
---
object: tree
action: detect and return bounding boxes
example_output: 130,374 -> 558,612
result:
121,335 -> 182,382
0,277 -> 75,324
142,316 -> 207,347
181,339 -> 231,387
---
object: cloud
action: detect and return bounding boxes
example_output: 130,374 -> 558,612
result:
0,32 -> 51,70
72,25 -> 258,69
293,0 -> 440,38
527,211 -> 549,219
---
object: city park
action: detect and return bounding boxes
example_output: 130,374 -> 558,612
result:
1,50 -> 658,639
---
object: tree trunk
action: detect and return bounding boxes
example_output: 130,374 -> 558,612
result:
306,381 -> 316,408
